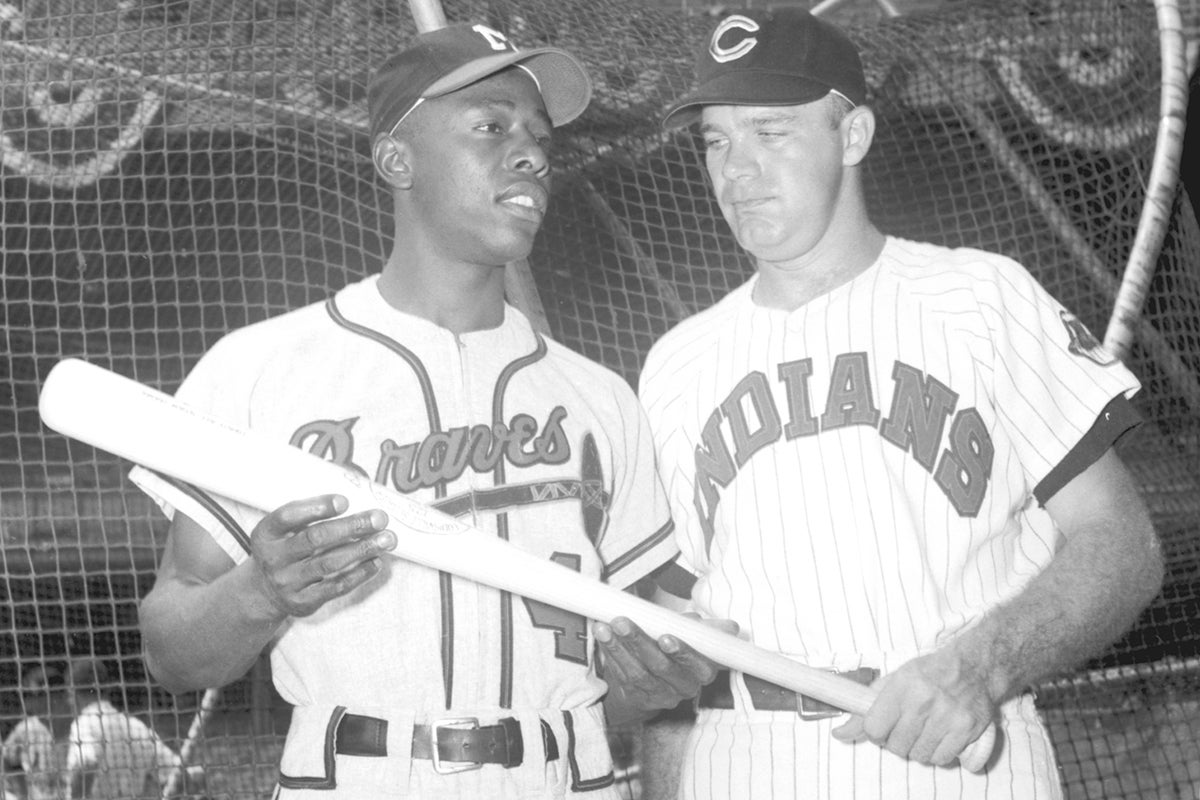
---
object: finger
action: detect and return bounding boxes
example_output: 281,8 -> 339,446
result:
831,714 -> 866,743
288,555 -> 387,616
928,714 -> 989,768
901,718 -> 942,765
653,636 -> 722,685
610,618 -> 706,695
880,708 -> 932,761
599,618 -> 666,673
299,510 -> 391,555
255,495 -> 349,542
299,529 -> 397,584
860,689 -> 904,748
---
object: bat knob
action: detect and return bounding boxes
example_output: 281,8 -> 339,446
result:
958,721 -> 997,773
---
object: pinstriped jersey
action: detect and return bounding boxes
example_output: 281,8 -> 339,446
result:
132,275 -> 676,717
639,237 -> 1138,798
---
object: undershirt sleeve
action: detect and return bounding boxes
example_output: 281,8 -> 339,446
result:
1033,393 -> 1141,505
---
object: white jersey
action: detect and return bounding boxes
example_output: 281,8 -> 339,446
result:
639,237 -> 1140,799
65,699 -> 180,799
133,275 -> 676,799
2,716 -> 64,800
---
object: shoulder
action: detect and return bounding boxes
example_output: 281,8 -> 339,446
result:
881,238 -> 1051,322
884,237 -> 1030,290
540,334 -> 641,406
204,290 -> 344,365
642,280 -> 753,387
181,282 -> 362,395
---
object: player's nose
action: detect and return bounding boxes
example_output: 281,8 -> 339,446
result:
721,141 -> 760,181
509,128 -> 550,179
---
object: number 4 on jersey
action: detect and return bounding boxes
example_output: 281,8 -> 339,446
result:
523,552 -> 589,665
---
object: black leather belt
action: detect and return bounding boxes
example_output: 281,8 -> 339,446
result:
336,713 -> 559,773
699,668 -> 878,719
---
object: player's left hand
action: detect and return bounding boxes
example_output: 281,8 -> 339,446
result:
594,614 -> 737,725
831,649 -> 996,767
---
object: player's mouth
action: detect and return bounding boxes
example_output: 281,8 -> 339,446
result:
498,183 -> 547,222
728,194 -> 774,211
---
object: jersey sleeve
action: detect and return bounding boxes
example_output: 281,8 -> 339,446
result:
128,334 -> 266,565
593,379 -> 678,591
966,255 -> 1141,496
638,341 -> 707,587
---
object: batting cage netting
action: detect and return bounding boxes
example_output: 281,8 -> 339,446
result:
2,0 -> 1198,797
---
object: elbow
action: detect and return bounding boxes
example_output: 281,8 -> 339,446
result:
138,594 -> 209,694
1117,524 -> 1165,632
141,644 -> 202,695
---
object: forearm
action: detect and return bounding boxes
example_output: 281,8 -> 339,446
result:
139,560 -> 285,693
956,532 -> 1162,703
951,455 -> 1163,703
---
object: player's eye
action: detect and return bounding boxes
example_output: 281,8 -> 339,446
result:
703,136 -> 728,151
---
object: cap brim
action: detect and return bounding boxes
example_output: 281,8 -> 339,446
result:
427,47 -> 593,127
662,73 -> 833,130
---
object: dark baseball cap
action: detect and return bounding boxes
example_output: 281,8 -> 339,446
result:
662,7 -> 867,130
368,23 -> 593,141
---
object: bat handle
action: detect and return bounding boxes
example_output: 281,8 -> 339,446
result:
959,721 -> 996,773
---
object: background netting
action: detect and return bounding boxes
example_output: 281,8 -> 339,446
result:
2,0 -> 1198,797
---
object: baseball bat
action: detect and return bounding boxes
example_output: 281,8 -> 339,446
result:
38,358 -> 995,772
159,686 -> 219,799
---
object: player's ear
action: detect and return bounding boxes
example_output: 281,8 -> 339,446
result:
372,134 -> 413,189
841,105 -> 875,168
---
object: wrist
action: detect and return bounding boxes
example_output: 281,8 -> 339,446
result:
235,560 -> 290,629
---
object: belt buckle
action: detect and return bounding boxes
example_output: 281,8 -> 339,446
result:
796,693 -> 844,721
797,668 -> 878,721
430,717 -> 481,774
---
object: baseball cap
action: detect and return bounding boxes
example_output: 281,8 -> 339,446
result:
368,23 -> 593,141
662,7 -> 867,130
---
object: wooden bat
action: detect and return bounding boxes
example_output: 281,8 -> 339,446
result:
38,358 -> 995,772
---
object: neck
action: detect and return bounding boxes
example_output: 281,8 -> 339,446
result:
376,249 -> 508,335
752,195 -> 886,311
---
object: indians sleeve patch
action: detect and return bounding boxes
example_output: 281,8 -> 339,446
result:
1059,310 -> 1117,366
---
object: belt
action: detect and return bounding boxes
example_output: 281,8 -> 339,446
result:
698,668 -> 878,720
335,713 -> 559,774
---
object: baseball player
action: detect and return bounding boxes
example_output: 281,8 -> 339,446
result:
61,657 -> 202,800
640,8 -> 1163,799
132,24 -> 714,799
2,666 -> 67,800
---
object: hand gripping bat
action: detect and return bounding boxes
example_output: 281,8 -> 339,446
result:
38,358 -> 996,771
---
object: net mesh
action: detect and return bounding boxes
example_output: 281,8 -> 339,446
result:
1,0 -> 1198,797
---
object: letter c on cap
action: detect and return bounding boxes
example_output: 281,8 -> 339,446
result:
709,15 -> 759,63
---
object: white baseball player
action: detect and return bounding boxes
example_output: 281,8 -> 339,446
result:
132,24 -> 713,799
62,657 -> 200,800
641,7 -> 1163,799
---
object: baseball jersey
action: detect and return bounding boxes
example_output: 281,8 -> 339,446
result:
639,236 -> 1140,799
132,275 -> 676,798
2,716 -> 64,800
65,699 -> 180,799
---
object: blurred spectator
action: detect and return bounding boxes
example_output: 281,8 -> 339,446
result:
62,658 -> 203,800
1,664 -> 69,800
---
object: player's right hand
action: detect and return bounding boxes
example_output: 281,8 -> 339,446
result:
249,494 -> 396,618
